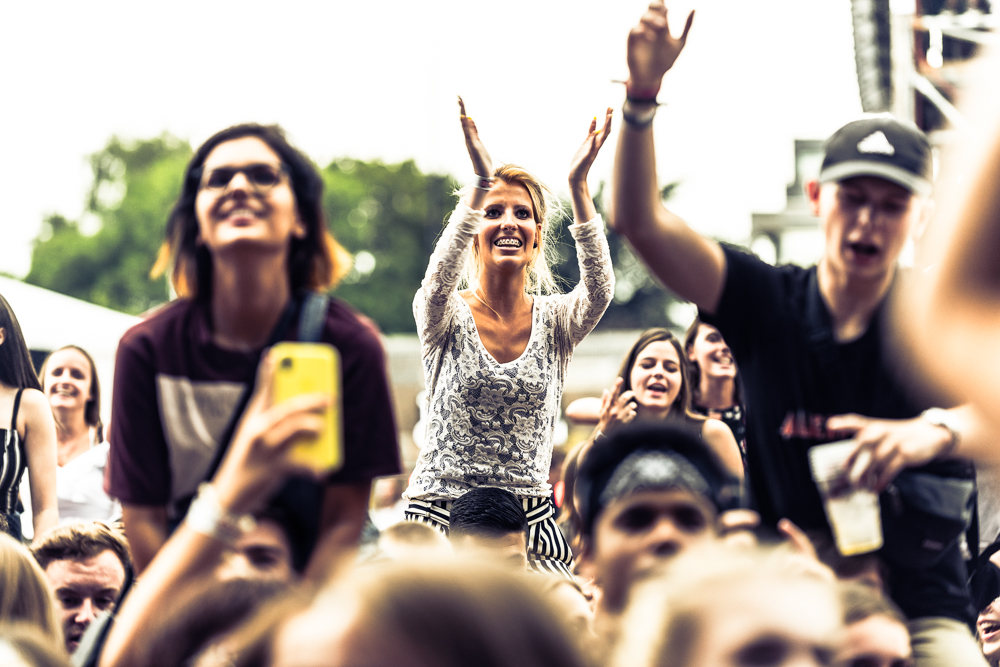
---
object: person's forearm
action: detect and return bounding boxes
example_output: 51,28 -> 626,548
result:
31,508 -> 58,541
121,505 -> 169,574
611,110 -> 661,239
570,180 -> 597,224
304,482 -> 371,583
100,525 -> 226,667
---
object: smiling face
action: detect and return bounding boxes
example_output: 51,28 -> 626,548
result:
687,323 -> 736,382
809,176 -> 924,283
474,180 -> 541,279
979,598 -> 1000,664
629,340 -> 684,420
43,348 -> 93,416
194,136 -> 305,257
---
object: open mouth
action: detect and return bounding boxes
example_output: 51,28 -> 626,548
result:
494,238 -> 522,248
849,242 -> 879,257
648,382 -> 667,393
981,620 -> 1000,636
711,352 -> 734,366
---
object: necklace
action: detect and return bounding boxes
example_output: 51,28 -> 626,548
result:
473,289 -> 505,324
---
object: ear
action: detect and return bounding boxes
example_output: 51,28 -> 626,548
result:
0,327 -> 5,347
805,179 -> 823,217
292,211 -> 307,240
911,197 -> 935,242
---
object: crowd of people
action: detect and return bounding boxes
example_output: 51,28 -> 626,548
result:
2,2 -> 1000,666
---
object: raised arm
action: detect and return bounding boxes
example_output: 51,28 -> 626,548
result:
100,354 -> 330,667
413,98 -> 493,346
20,388 -> 59,539
902,73 -> 1000,423
610,2 -> 726,314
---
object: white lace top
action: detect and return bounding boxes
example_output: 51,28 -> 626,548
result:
405,203 -> 614,501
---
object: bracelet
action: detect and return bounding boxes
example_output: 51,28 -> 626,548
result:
920,408 -> 961,458
473,174 -> 495,191
622,98 -> 659,129
185,483 -> 256,545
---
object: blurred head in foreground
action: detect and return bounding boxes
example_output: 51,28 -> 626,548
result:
271,561 -> 586,667
614,544 -> 842,667
449,487 -> 528,571
375,521 -> 452,563
575,422 -> 741,614
836,583 -> 911,667
0,534 -> 62,650
0,623 -> 71,667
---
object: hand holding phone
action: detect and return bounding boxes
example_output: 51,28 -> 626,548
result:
270,342 -> 344,473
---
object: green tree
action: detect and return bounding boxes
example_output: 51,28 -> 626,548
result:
26,134 -> 191,314
323,159 -> 454,333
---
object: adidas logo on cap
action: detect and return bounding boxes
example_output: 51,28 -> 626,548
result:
857,131 -> 895,156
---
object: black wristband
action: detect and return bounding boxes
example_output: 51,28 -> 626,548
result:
622,98 -> 658,129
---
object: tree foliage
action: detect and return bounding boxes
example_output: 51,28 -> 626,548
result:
26,135 -> 191,314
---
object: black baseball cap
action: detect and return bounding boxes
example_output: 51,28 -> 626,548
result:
819,116 -> 932,196
575,422 -> 742,539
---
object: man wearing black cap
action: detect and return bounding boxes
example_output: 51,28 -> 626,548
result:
575,422 -> 741,620
609,3 -> 990,665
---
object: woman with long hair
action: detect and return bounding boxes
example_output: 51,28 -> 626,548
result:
22,347 -> 118,528
560,328 -> 742,550
0,293 -> 58,541
402,100 -> 615,578
684,316 -> 745,456
107,123 -> 400,574
0,534 -> 63,648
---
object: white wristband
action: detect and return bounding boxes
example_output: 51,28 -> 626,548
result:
185,483 -> 256,545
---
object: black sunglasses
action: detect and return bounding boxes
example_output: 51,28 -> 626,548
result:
194,163 -> 287,192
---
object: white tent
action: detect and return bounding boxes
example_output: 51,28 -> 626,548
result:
0,276 -> 140,425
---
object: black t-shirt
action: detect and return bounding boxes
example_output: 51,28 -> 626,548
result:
702,244 -> 974,623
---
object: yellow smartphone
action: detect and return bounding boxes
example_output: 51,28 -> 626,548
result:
270,342 -> 343,473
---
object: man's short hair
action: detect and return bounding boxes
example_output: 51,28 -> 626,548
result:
32,522 -> 131,574
449,488 -> 527,540
840,582 -> 907,626
575,422 -> 741,539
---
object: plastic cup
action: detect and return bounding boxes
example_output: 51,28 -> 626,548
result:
807,440 -> 883,556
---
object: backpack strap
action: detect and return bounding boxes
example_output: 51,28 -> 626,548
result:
298,292 -> 329,343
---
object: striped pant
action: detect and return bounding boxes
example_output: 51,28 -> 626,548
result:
405,495 -> 575,580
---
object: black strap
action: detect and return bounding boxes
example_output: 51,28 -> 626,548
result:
202,291 -> 329,483
10,388 -> 23,432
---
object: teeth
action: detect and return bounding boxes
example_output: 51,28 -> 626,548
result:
229,208 -> 256,218
494,238 -> 522,247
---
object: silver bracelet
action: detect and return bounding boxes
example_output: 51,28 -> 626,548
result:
622,99 -> 658,129
473,174 -> 495,191
185,483 -> 256,545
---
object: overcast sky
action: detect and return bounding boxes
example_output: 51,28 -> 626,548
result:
0,0 -> 861,279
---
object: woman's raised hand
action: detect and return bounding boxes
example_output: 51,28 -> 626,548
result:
459,96 -> 493,179
569,108 -> 613,224
596,377 -> 638,434
211,352 -> 331,515
569,108 -> 614,188
626,1 -> 694,96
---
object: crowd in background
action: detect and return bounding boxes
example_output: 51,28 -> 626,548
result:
4,2 -> 1000,666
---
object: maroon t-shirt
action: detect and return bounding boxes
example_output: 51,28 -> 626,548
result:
108,297 -> 401,518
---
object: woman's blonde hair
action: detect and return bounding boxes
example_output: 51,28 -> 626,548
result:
457,164 -> 563,296
0,534 -> 62,647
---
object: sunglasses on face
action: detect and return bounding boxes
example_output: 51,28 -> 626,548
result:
195,163 -> 287,192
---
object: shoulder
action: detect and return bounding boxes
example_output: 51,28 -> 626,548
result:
17,388 -> 54,432
118,298 -> 198,350
701,417 -> 732,440
321,297 -> 387,358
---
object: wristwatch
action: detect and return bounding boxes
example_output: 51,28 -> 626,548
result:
622,99 -> 658,129
920,408 -> 961,456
